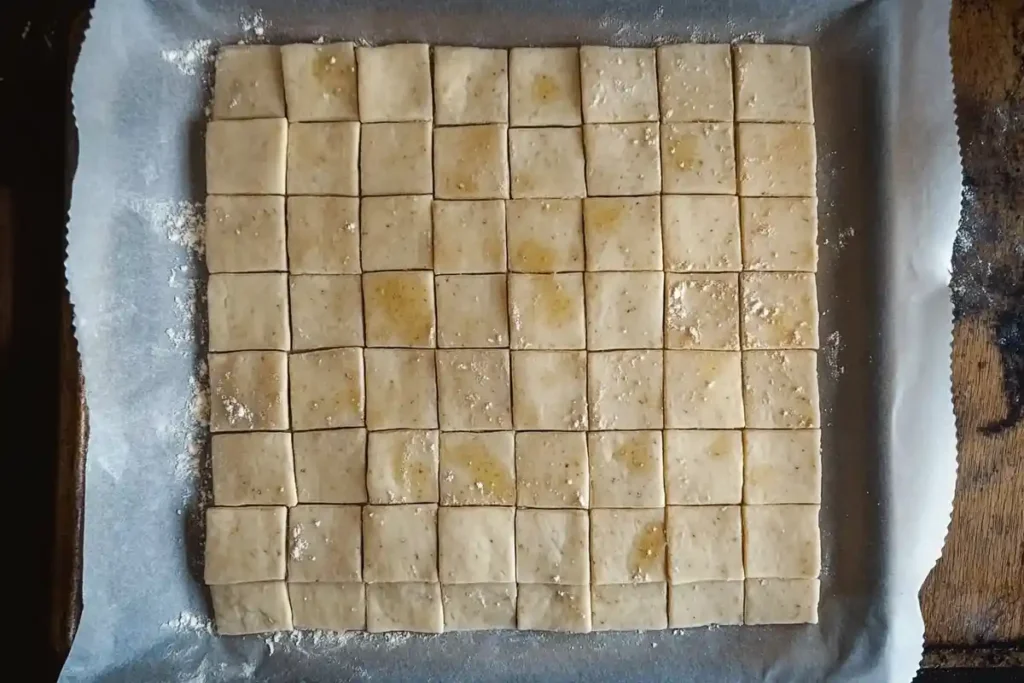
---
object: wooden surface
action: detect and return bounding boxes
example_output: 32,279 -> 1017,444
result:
918,0 -> 1024,649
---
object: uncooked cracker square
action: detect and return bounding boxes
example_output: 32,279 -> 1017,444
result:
439,431 -> 516,506
292,428 -> 367,504
289,348 -> 365,430
209,351 -> 289,432
743,429 -> 822,505
360,195 -> 433,271
286,196 -> 360,274
579,46 -> 658,123
590,508 -> 666,583
736,123 -> 816,197
442,583 -> 517,630
509,47 -> 582,126
588,431 -> 665,508
515,508 -> 589,584
591,583 -> 668,631
664,430 -> 743,506
742,504 -> 820,578
289,275 -> 363,350
435,274 -> 509,348
511,351 -> 588,431
211,582 -> 292,635
741,272 -> 819,349
433,200 -> 507,274
509,127 -> 587,198
660,122 -> 736,195
367,430 -> 439,504
744,578 -> 819,624
742,350 -> 820,428
212,45 -> 285,120
364,348 -> 438,430
584,123 -> 661,196
289,583 -> 365,631
206,119 -> 287,195
517,584 -> 591,632
357,44 -> 432,122
662,195 -> 741,272
286,121 -> 359,196
281,42 -> 358,122
506,199 -> 584,272
665,273 -> 740,350
436,349 -> 513,431
205,506 -> 286,585
287,504 -> 362,582
669,581 -> 744,628
360,122 -> 433,195
205,195 -> 286,273
516,431 -> 589,509
734,44 -> 814,123
588,350 -> 664,430
363,504 -> 438,583
363,271 -> 436,348
508,273 -> 586,350
664,350 -> 744,429
656,44 -> 733,122
583,196 -> 661,271
434,46 -> 508,125
666,505 -> 744,582
207,273 -> 290,352
585,271 -> 664,350
366,582 -> 444,633
740,196 -> 819,272
211,432 -> 297,506
439,506 -> 516,583
434,124 -> 509,199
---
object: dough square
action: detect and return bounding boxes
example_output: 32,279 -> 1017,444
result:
205,195 -> 286,273
588,350 -> 664,430
511,351 -> 588,431
286,121 -> 359,196
212,45 -> 286,119
742,504 -> 821,578
588,431 -> 665,508
508,47 -> 582,126
656,44 -> 733,122
367,430 -> 440,504
736,123 -> 816,197
211,582 -> 292,635
209,351 -> 289,432
664,430 -> 743,506
590,508 -> 666,583
583,196 -> 662,271
509,127 -> 587,199
434,124 -> 510,199
289,348 -> 365,430
740,197 -> 819,272
208,273 -> 290,352
363,504 -> 438,583
744,578 -> 820,625
438,506 -> 515,583
433,200 -> 507,274
206,119 -> 287,195
665,273 -> 740,350
356,44 -> 432,122
515,431 -> 589,509
436,349 -> 513,431
280,42 -> 358,122
579,46 -> 659,123
438,431 -> 516,506
442,583 -> 517,630
360,195 -> 433,271
515,509 -> 589,584
517,584 -> 591,632
585,271 -> 664,350
360,122 -> 433,195
506,199 -> 584,272
583,123 -> 661,196
664,350 -> 744,429
289,275 -> 364,350
434,47 -> 509,125
205,506 -> 286,585
742,350 -> 820,428
435,274 -> 509,348
662,195 -> 741,272
666,505 -> 744,582
367,582 -> 444,633
286,196 -> 360,274
741,272 -> 820,349
363,271 -> 436,348
591,583 -> 668,631
289,583 -> 365,631
508,273 -> 586,350
292,428 -> 368,504
744,430 -> 822,505
211,432 -> 297,506
660,122 -> 736,195
364,349 -> 438,430
669,581 -> 744,628
287,504 -> 362,582
734,44 -> 814,123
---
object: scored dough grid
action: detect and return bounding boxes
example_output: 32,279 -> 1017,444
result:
203,42 -> 821,636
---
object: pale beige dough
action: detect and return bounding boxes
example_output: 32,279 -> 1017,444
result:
289,348 -> 364,430
360,195 -> 433,271
208,273 -> 290,352
591,583 -> 668,631
669,581 -> 744,628
434,124 -> 509,199
433,47 -> 508,125
211,432 -> 296,506
436,349 -> 513,431
585,271 -> 664,350
438,506 -> 516,583
588,350 -> 664,430
288,583 -> 365,631
743,429 -> 822,505
438,431 -> 516,506
511,351 -> 588,431
366,582 -> 444,633
665,273 -> 740,350
286,121 -> 359,196
509,128 -> 587,199
666,505 -> 744,582
744,578 -> 820,624
360,122 -> 433,195
206,119 -> 287,195
589,508 -> 666,584
740,196 -> 819,272
433,200 -> 507,274
292,428 -> 367,504
736,123 -> 817,197
287,504 -> 362,582
662,195 -> 741,272
212,45 -> 286,119
280,42 -> 358,122
588,431 -> 665,508
515,509 -> 589,584
582,196 -> 662,271
211,582 -> 292,635
508,47 -> 582,126
506,199 -> 584,272
435,274 -> 509,348
515,431 -> 589,509
742,504 -> 821,578
660,122 -> 736,195
366,430 -> 439,504
742,350 -> 820,428
363,504 -> 438,583
205,195 -> 286,273
288,275 -> 363,350
208,351 -> 289,432
362,271 -> 436,348
579,46 -> 659,123
664,430 -> 743,506
442,583 -> 517,630
584,123 -> 661,196
356,44 -> 432,122
741,272 -> 820,349
205,506 -> 286,585
508,273 -> 586,350
364,349 -> 438,430
664,350 -> 744,429
516,584 -> 591,632
286,196 -> 360,274
656,44 -> 733,122
734,44 -> 814,123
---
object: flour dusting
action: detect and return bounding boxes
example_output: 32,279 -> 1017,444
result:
822,330 -> 845,378
163,611 -> 214,635
161,39 -> 214,76
239,10 -> 269,39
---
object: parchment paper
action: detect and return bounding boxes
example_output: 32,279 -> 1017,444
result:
61,0 -> 960,680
